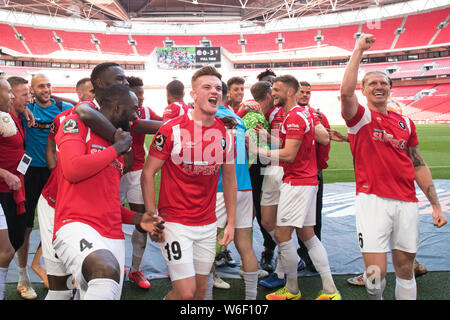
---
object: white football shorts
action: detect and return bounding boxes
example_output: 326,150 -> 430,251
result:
36,195 -> 70,276
277,183 -> 318,228
216,190 -> 253,229
119,169 -> 144,205
160,221 -> 216,281
53,222 -> 125,297
260,165 -> 284,206
0,204 -> 6,230
355,193 -> 419,253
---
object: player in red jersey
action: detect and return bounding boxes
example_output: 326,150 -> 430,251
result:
121,76 -> 163,289
53,84 -> 164,300
249,75 -> 339,300
341,34 -> 447,300
162,79 -> 192,122
141,66 -> 237,300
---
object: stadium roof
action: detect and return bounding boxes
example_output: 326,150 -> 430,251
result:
1,0 -> 411,24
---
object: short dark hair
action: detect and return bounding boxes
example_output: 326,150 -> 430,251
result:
7,76 -> 28,89
90,62 -> 120,90
273,75 -> 299,93
166,80 -> 184,99
191,66 -> 222,86
299,81 -> 311,88
75,77 -> 92,91
97,84 -> 133,109
221,81 -> 228,98
250,81 -> 272,102
227,76 -> 245,88
257,69 -> 276,81
126,76 -> 143,88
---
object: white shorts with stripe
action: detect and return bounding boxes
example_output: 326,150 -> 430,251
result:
216,190 -> 253,229
277,183 -> 318,228
160,221 -> 216,281
355,193 -> 419,253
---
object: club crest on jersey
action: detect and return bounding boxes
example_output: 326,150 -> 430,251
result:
136,108 -> 142,118
152,132 -> 167,151
398,121 -> 406,130
63,119 -> 79,133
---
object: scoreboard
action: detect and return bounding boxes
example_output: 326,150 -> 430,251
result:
195,47 -> 221,63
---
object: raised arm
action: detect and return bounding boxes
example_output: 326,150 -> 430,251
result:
341,34 -> 375,120
407,146 -> 447,228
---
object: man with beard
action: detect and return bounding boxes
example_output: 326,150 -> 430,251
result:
249,75 -> 339,300
53,84 -> 164,300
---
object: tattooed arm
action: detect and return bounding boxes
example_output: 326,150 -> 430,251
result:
408,146 -> 447,228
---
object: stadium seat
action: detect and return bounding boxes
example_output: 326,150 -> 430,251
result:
395,8 -> 450,49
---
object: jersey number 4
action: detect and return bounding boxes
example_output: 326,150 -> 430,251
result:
164,241 -> 182,261
80,238 -> 93,252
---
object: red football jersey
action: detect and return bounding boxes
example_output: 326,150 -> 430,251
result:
162,101 -> 192,122
149,113 -> 235,226
54,114 -> 125,239
345,104 -> 418,202
314,109 -> 331,170
130,106 -> 159,172
44,101 -> 97,207
279,106 -> 318,186
265,106 -> 285,132
0,112 -> 26,193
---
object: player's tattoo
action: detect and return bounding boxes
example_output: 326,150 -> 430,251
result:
407,146 -> 425,168
425,184 -> 440,206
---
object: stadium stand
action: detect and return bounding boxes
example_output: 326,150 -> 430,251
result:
0,23 -> 28,54
132,35 -> 166,56
14,26 -> 60,56
208,34 -> 242,54
360,17 -> 404,51
55,30 -> 98,52
280,29 -> 318,50
93,33 -> 135,56
395,8 -> 450,49
242,32 -> 280,53
320,24 -> 359,51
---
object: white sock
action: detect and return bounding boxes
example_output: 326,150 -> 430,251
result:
84,278 -> 121,300
274,250 -> 285,279
0,267 -> 7,300
304,236 -> 336,294
278,239 -> 299,294
242,271 -> 258,300
205,272 -> 214,300
130,229 -> 147,273
395,277 -> 417,300
45,289 -> 74,300
363,272 -> 386,300
18,266 -> 30,284
268,230 -> 285,278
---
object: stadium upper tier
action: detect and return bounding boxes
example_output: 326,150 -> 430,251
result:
0,7 -> 448,57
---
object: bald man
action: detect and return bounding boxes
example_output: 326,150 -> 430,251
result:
18,74 -> 72,299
